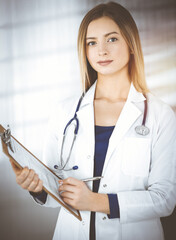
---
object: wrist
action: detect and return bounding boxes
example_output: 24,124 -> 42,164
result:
89,192 -> 110,214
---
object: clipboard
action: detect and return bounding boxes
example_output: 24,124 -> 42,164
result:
0,124 -> 82,221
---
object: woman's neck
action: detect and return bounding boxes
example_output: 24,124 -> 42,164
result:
95,73 -> 131,102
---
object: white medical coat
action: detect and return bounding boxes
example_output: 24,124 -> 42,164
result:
40,81 -> 176,240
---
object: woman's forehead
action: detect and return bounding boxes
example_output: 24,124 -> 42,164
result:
86,17 -> 120,37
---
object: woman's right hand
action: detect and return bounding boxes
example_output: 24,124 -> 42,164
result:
10,159 -> 43,193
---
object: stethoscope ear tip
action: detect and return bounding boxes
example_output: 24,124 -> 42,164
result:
72,166 -> 78,170
53,165 -> 78,171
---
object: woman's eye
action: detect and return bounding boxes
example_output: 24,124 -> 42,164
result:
108,37 -> 118,42
87,41 -> 96,46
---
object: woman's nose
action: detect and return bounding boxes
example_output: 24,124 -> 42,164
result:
98,42 -> 108,56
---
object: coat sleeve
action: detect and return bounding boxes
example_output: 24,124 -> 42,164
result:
118,103 -> 176,224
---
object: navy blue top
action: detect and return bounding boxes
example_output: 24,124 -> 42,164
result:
90,125 -> 120,240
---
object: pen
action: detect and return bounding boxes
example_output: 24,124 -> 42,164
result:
81,176 -> 103,182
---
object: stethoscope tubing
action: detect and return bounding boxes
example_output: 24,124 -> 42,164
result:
142,94 -> 147,126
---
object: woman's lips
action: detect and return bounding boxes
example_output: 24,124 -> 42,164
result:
97,60 -> 113,66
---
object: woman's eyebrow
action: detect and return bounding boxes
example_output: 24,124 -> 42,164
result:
86,31 -> 119,40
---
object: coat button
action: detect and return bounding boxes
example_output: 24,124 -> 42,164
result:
82,221 -> 85,225
102,216 -> 106,220
103,184 -> 107,188
87,155 -> 91,159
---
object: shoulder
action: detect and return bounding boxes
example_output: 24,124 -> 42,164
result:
146,93 -> 176,137
56,95 -> 80,114
147,92 -> 175,119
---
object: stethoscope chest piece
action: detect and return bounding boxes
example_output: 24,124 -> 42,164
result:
135,125 -> 150,136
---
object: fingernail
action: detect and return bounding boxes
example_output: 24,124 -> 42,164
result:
59,181 -> 63,185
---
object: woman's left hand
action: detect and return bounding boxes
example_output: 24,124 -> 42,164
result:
58,177 -> 94,211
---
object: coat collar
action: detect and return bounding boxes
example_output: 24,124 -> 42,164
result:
80,80 -> 146,109
127,83 -> 146,103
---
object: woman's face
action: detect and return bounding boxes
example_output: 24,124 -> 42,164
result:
86,16 -> 130,78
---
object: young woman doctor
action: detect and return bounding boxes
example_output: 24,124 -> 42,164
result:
10,2 -> 176,240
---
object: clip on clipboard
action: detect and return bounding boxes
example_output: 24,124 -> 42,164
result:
0,124 -> 82,221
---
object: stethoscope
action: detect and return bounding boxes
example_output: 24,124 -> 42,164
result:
54,93 -> 150,172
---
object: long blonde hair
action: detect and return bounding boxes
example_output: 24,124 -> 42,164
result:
77,1 -> 149,93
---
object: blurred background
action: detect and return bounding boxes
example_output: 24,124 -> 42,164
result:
0,0 -> 176,239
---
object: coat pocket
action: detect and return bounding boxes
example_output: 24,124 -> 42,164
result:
121,137 -> 151,177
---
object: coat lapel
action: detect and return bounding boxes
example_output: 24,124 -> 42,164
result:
102,84 -> 146,175
76,82 -> 97,178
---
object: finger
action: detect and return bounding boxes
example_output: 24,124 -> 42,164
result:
33,180 -> 43,193
60,191 -> 74,200
17,168 -> 34,187
10,159 -> 21,175
21,171 -> 37,190
60,177 -> 82,186
62,197 -> 74,207
16,167 -> 30,185
59,184 -> 76,193
29,179 -> 43,193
